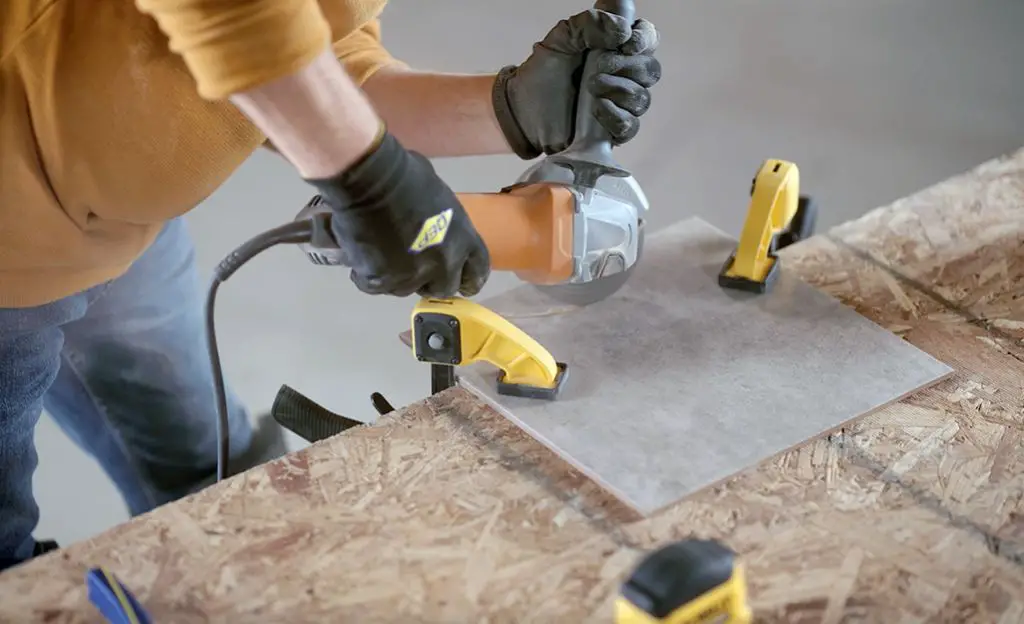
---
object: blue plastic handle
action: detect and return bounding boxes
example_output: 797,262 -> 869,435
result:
85,567 -> 153,624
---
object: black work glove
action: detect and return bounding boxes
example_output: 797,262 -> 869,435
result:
492,9 -> 661,159
306,131 -> 491,298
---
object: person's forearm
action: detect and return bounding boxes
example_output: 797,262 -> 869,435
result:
361,67 -> 513,158
231,47 -> 383,179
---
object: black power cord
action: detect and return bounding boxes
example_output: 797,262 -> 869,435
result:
204,218 -> 318,482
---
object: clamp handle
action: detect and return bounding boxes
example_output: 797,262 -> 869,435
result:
733,160 -> 801,281
270,384 -> 364,444
548,0 -> 636,188
718,159 -> 818,294
411,297 -> 568,400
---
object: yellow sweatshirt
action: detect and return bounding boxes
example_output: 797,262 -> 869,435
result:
0,0 -> 402,308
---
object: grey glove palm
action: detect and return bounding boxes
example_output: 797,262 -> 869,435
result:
492,9 -> 661,160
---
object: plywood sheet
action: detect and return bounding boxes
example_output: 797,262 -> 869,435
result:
458,217 -> 953,515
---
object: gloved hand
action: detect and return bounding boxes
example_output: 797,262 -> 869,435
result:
492,9 -> 661,159
305,131 -> 491,298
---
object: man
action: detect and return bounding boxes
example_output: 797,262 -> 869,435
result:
0,0 -> 660,570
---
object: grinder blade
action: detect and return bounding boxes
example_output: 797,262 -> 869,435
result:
533,220 -> 646,306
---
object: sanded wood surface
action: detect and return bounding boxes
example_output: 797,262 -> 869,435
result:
1,149 -> 1023,622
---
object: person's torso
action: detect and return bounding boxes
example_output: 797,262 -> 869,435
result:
0,0 -> 386,307
4,0 -> 265,228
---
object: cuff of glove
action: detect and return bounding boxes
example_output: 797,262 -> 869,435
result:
304,126 -> 400,210
348,119 -> 388,173
492,65 -> 542,161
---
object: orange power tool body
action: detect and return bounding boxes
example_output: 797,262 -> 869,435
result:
299,0 -> 649,306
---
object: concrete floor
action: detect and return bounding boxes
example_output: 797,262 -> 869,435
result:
32,0 -> 1024,547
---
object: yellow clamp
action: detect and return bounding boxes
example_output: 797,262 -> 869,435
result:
410,297 -> 568,400
718,159 -> 802,293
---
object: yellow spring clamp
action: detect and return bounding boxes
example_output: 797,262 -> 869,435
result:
410,297 -> 569,400
718,159 -> 818,294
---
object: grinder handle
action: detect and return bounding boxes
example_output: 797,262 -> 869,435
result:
556,0 -> 636,184
296,187 -> 577,284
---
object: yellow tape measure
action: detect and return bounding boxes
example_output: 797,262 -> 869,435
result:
616,539 -> 752,623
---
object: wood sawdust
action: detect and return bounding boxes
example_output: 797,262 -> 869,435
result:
1,148 -> 1023,622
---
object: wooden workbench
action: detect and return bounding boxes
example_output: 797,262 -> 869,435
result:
2,150 -> 1023,623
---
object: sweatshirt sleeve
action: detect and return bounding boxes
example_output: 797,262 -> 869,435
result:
134,0 -> 333,100
331,19 -> 407,85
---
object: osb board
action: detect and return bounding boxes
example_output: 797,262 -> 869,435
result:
459,216 -> 953,516
1,149 -> 1022,623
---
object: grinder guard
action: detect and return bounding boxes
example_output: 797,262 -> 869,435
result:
511,154 -> 649,306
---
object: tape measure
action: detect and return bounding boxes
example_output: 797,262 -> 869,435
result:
616,539 -> 752,623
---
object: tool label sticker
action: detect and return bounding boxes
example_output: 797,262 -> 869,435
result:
409,208 -> 453,253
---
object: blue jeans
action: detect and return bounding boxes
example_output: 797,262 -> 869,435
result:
0,218 -> 256,570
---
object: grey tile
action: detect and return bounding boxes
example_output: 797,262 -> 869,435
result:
458,218 -> 953,515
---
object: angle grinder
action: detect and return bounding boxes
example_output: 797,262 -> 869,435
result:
296,0 -> 648,307
203,0 -> 649,482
